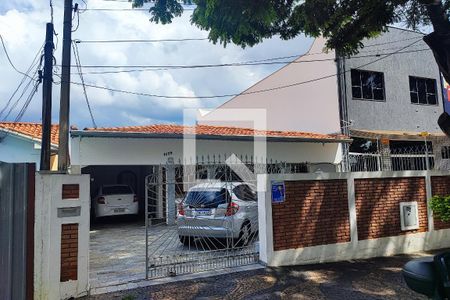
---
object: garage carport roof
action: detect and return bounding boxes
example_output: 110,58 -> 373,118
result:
71,124 -> 351,143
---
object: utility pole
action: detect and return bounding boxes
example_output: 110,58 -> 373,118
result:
40,23 -> 54,171
58,0 -> 73,172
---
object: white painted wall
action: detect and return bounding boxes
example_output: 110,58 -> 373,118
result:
258,171 -> 450,267
0,133 -> 41,168
34,173 -> 90,300
70,136 -> 343,167
198,38 -> 342,134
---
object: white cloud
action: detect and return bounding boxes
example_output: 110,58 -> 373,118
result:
0,0 -> 313,128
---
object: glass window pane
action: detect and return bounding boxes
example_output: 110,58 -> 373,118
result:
351,70 -> 360,86
418,80 -> 427,104
352,86 -> 362,98
410,92 -> 418,103
427,94 -> 437,105
409,77 -> 417,92
362,83 -> 372,99
372,73 -> 383,89
373,89 -> 384,100
426,79 -> 436,94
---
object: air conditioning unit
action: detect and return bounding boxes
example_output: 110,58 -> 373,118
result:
400,202 -> 419,231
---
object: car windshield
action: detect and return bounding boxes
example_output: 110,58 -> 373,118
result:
184,189 -> 228,208
102,185 -> 132,195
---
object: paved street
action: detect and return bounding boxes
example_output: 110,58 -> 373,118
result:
82,251 -> 435,300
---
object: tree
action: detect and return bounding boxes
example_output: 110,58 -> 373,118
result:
133,0 -> 450,55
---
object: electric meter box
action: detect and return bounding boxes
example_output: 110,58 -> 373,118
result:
400,202 -> 419,231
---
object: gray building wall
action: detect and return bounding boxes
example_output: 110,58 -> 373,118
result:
343,27 -> 444,133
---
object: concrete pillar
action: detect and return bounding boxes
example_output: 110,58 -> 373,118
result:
165,160 -> 176,226
34,173 -> 90,300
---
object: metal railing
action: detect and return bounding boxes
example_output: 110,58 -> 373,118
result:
348,146 -> 435,172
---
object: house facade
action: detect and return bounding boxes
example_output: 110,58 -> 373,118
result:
199,27 -> 447,171
0,122 -> 59,170
70,124 -> 350,214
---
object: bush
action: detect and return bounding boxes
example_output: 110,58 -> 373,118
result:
430,195 -> 450,222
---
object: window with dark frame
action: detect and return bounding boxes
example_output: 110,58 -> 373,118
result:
351,69 -> 385,101
409,76 -> 437,105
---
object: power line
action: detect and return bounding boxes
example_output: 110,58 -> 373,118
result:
0,45 -> 44,119
0,35 -> 40,81
72,41 -> 97,128
58,46 -> 430,75
65,39 -> 422,100
82,8 -> 195,11
74,37 -> 209,43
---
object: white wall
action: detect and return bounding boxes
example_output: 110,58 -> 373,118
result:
34,173 -> 90,300
198,38 -> 342,134
70,136 -> 343,167
0,134 -> 41,168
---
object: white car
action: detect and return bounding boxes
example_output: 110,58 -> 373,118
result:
92,184 -> 139,218
177,182 -> 258,246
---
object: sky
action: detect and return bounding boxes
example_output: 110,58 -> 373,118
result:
0,0 -> 313,129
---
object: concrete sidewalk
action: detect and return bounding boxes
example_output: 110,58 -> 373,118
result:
81,252 -> 435,300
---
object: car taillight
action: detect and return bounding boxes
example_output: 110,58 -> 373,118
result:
178,203 -> 185,216
97,197 -> 105,204
225,202 -> 239,216
133,195 -> 138,202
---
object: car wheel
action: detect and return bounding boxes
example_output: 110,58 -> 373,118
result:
237,222 -> 251,247
179,235 -> 194,247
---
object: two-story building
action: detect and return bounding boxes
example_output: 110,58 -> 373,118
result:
199,26 -> 448,171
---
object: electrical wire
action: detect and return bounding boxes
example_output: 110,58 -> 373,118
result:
0,34 -> 40,81
0,45 -> 44,119
63,39 -> 423,100
82,8 -> 195,11
72,42 -> 98,128
58,46 -> 430,75
74,37 -> 209,43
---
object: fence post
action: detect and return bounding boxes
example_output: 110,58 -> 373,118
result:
347,174 -> 358,244
166,159 -> 176,226
425,173 -> 434,232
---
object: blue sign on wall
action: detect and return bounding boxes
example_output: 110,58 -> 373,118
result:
271,181 -> 285,203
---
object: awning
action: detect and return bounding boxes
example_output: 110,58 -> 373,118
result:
350,129 -> 446,141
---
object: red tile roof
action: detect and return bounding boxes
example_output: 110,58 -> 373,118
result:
84,124 -> 349,141
0,122 -> 59,145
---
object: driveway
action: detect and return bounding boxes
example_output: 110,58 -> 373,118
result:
83,251 -> 436,300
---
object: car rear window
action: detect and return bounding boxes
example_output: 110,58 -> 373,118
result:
102,186 -> 133,195
184,189 -> 229,208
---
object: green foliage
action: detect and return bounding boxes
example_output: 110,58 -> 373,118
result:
122,295 -> 136,300
132,0 -> 450,55
430,195 -> 450,222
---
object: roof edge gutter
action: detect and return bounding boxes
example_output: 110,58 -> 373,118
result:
70,130 -> 352,144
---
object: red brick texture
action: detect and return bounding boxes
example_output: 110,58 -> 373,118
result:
272,180 -> 351,251
430,176 -> 450,230
60,223 -> 78,282
62,184 -> 79,199
355,177 -> 428,241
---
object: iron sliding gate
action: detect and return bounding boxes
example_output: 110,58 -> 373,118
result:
144,159 -> 306,279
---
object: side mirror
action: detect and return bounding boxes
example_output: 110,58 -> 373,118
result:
402,257 -> 437,298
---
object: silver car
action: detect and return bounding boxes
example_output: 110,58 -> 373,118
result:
177,182 -> 258,246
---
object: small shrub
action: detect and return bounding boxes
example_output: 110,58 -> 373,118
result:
122,295 -> 136,300
430,195 -> 450,222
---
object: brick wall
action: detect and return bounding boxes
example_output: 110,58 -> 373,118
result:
355,177 -> 428,240
272,180 -> 350,251
431,176 -> 450,230
62,184 -> 80,200
60,223 -> 78,282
